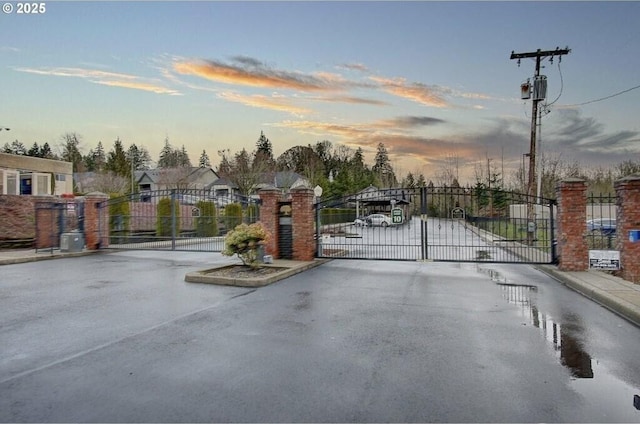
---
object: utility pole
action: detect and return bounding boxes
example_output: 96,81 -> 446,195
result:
511,47 -> 570,244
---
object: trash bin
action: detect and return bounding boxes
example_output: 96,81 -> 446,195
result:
60,231 -> 84,252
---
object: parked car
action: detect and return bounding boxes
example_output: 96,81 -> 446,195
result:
360,213 -> 392,227
587,218 -> 616,235
353,216 -> 368,227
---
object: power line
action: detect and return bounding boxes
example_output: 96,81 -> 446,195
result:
547,61 -> 564,106
561,83 -> 640,107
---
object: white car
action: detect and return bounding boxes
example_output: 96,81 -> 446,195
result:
364,213 -> 392,227
353,216 -> 367,227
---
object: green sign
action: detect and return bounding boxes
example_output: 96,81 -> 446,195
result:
391,208 -> 403,224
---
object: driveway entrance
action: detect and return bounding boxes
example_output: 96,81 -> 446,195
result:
315,186 -> 557,264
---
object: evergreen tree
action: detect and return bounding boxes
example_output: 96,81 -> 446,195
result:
372,142 -> 396,187
60,133 -> 84,172
402,172 -> 416,188
217,149 -> 232,175
40,142 -> 55,159
2,140 -> 27,155
28,142 -> 41,157
128,143 -> 151,171
256,131 -> 273,158
105,137 -> 130,177
83,149 -> 97,172
94,141 -> 106,170
254,131 -> 275,170
158,137 -> 177,168
199,150 -> 211,168
178,145 -> 191,167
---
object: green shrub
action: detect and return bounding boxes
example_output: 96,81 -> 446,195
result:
156,197 -> 180,237
246,203 -> 259,223
108,194 -> 130,233
320,208 -> 356,225
222,222 -> 270,267
223,203 -> 243,232
195,200 -> 218,237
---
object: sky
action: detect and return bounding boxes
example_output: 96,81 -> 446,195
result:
1,1 -> 639,185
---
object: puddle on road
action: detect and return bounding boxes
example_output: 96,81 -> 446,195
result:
478,267 -> 640,420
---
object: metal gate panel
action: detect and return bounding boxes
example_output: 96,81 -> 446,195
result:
316,186 -> 556,264
98,189 -> 259,252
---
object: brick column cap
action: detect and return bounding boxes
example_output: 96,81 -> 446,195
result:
290,186 -> 314,194
258,186 -> 280,194
556,178 -> 588,193
85,192 -> 109,199
614,173 -> 640,187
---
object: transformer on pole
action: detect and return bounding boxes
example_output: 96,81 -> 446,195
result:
510,47 -> 570,245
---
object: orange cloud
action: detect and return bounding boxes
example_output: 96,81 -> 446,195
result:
174,59 -> 343,92
309,95 -> 388,106
370,76 -> 449,108
218,92 -> 311,115
275,118 -> 485,169
16,67 -> 181,95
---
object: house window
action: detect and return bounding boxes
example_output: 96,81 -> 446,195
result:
0,169 -> 19,195
20,173 -> 51,195
35,174 -> 50,195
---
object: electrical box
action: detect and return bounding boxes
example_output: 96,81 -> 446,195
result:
520,81 -> 531,99
60,231 -> 84,252
533,75 -> 547,100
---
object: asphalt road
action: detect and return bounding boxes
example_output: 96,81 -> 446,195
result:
1,251 -> 640,422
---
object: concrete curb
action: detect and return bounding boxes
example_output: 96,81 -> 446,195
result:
536,265 -> 640,328
185,258 -> 330,287
0,250 -> 102,266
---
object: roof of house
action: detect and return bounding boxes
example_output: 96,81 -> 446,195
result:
135,167 -> 218,184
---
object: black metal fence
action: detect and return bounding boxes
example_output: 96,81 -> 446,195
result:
585,193 -> 617,250
99,189 -> 260,252
315,186 -> 557,263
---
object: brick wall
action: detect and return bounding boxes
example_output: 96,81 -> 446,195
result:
258,189 -> 281,258
0,195 -> 39,239
615,175 -> 640,283
84,193 -> 109,249
291,187 -> 316,261
556,179 -> 588,271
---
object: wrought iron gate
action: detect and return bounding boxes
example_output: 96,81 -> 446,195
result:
35,199 -> 84,252
315,186 -> 557,264
98,189 -> 259,252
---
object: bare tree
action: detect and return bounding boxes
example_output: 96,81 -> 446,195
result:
218,148 -> 271,196
156,167 -> 196,192
79,171 -> 130,195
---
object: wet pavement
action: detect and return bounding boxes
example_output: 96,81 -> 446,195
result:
1,250 -> 640,422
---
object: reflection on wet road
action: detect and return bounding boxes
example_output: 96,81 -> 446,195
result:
479,266 -> 640,421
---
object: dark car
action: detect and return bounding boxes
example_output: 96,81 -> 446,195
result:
587,218 -> 616,235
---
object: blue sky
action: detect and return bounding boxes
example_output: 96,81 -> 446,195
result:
1,1 -> 639,183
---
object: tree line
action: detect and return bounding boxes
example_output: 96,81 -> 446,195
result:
3,131 -> 638,199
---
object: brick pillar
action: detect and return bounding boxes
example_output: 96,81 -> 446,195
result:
258,188 -> 281,258
556,178 -> 588,271
34,197 -> 59,249
291,187 -> 316,261
615,174 -> 640,283
84,192 -> 109,250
